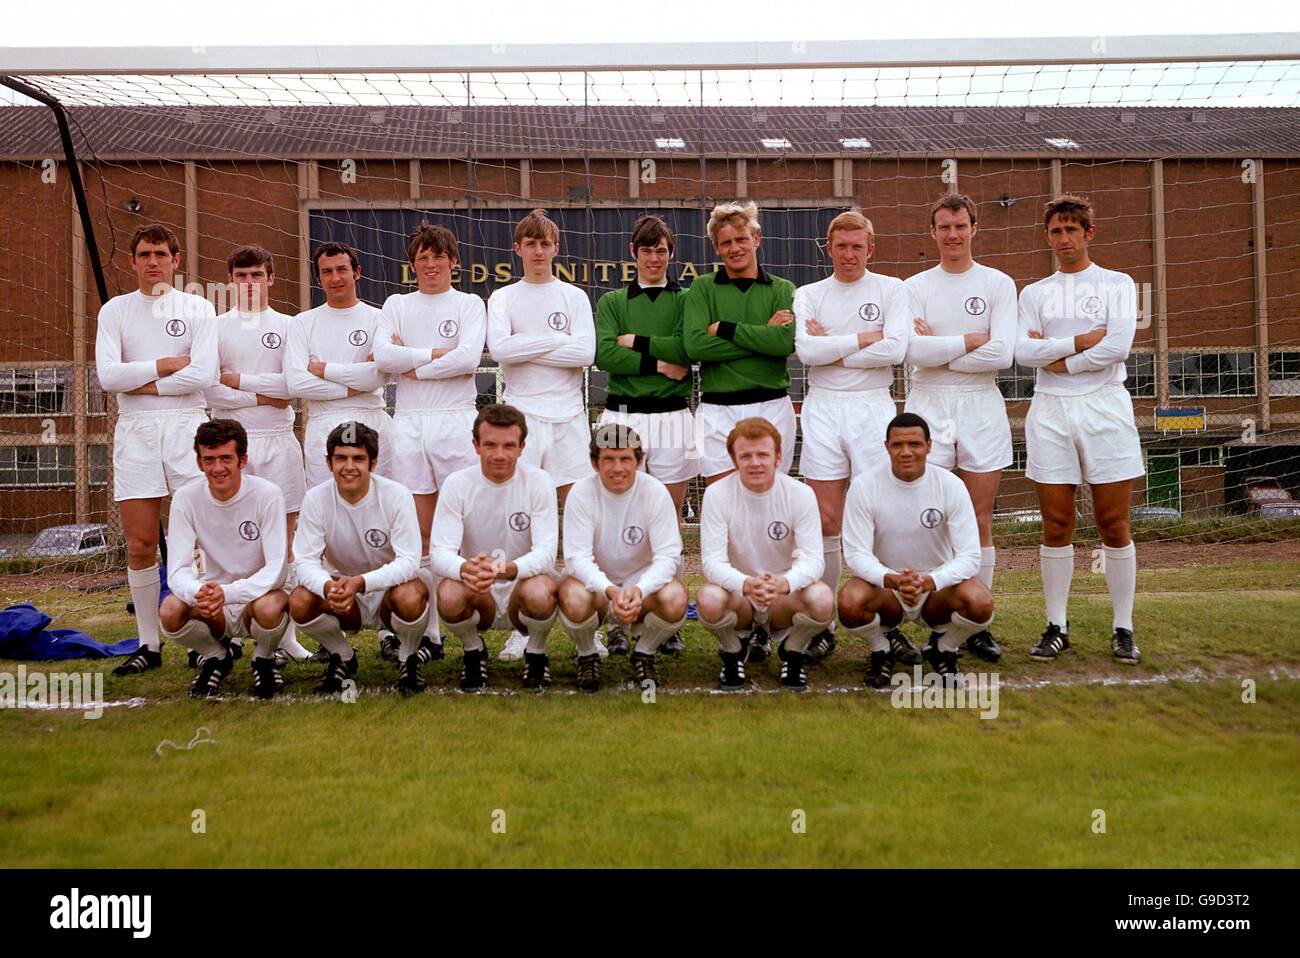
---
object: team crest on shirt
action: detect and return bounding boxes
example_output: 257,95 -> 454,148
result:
365,528 -> 389,548
547,311 -> 569,331
964,297 -> 987,316
348,329 -> 369,347
622,525 -> 645,546
1079,295 -> 1103,315
238,520 -> 260,541
509,511 -> 531,532
858,303 -> 881,322
165,318 -> 187,337
919,508 -> 944,529
438,319 -> 459,338
767,520 -> 790,541
261,331 -> 282,349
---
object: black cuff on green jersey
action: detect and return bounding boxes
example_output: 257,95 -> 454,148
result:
632,335 -> 652,355
638,352 -> 658,375
716,322 -> 738,341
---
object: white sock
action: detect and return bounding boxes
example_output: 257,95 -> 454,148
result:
444,611 -> 484,652
128,565 -> 162,652
703,610 -> 742,653
843,614 -> 889,653
295,612 -> 353,657
634,612 -> 685,654
392,605 -> 431,661
560,610 -> 600,656
161,617 -> 225,658
250,612 -> 290,659
979,546 -> 996,590
821,536 -> 842,591
1103,542 -> 1137,631
1040,543 -> 1074,630
278,622 -> 311,661
787,611 -> 833,653
941,612 -> 991,652
674,556 -> 685,582
418,555 -> 440,643
519,611 -> 557,654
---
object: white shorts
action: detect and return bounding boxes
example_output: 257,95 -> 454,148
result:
388,408 -> 478,494
245,428 -> 307,513
486,570 -> 561,630
304,407 -> 394,490
890,590 -> 929,624
696,396 -> 796,478
904,383 -> 1012,473
520,413 -> 591,487
799,387 -> 898,481
597,406 -> 700,485
1025,383 -> 1145,486
112,409 -> 207,502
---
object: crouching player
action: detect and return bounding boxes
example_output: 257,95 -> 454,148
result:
696,418 -> 833,691
430,404 -> 560,692
838,413 -> 992,687
559,424 -> 687,692
160,419 -> 290,698
291,421 -> 431,694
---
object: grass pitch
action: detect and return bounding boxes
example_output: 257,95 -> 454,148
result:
2,560 -> 1298,868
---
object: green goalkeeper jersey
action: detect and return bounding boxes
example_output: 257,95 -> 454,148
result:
682,266 -> 795,403
595,280 -> 692,411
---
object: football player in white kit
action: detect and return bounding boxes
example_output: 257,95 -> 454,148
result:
95,224 -> 218,677
838,412 -> 992,687
558,424 -> 688,691
903,193 -> 1016,665
793,209 -> 909,664
696,418 -> 834,692
374,222 -> 487,665
290,421 -> 431,694
1015,194 -> 1144,665
430,404 -> 561,692
203,245 -> 311,664
486,209 -> 594,662
159,419 -> 290,698
286,241 -> 393,491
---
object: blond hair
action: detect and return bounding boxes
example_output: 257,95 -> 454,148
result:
826,209 -> 875,244
707,201 -> 760,244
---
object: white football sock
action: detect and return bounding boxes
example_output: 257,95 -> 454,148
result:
250,612 -> 290,660
1040,543 -> 1074,629
519,611 -> 557,654
295,612 -> 353,657
1103,542 -> 1137,631
821,535 -> 842,592
703,610 -> 742,654
392,605 -> 431,661
278,623 -> 312,661
127,564 -> 162,652
160,617 -> 224,659
843,614 -> 889,653
444,611 -> 484,652
787,611 -> 833,653
633,612 -> 685,654
978,546 -> 996,590
418,554 -> 440,643
560,610 -> 600,656
941,612 -> 992,652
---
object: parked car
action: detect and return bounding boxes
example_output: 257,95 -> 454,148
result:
0,523 -> 112,559
1243,476 -> 1300,519
1131,505 -> 1180,521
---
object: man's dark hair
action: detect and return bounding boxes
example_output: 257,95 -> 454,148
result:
130,223 -> 180,257
590,422 -> 645,463
473,403 -> 528,444
885,412 -> 931,442
194,418 -> 248,458
312,241 -> 360,278
407,221 -> 459,266
630,215 -> 675,255
326,420 -> 379,462
227,244 -> 275,276
929,192 -> 979,228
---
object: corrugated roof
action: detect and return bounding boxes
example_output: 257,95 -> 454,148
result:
1,104 -> 1297,160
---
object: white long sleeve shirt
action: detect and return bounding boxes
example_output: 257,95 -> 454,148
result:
793,271 -> 910,392
429,463 -> 558,582
204,308 -> 295,432
373,288 -> 486,412
700,473 -> 823,594
486,279 -> 595,422
842,463 -> 981,593
904,262 -> 1017,388
294,474 -> 421,598
285,301 -> 387,416
562,472 -> 682,597
166,474 -> 287,606
1014,263 -> 1139,396
94,288 -> 218,413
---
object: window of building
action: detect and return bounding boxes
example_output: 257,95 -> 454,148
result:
0,367 -> 106,416
1169,351 -> 1255,398
1268,351 -> 1300,397
0,445 -> 75,487
1179,446 -> 1224,468
1125,352 -> 1156,399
